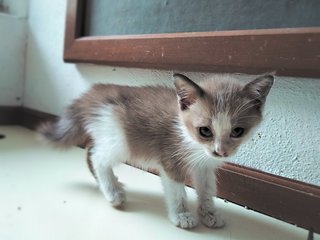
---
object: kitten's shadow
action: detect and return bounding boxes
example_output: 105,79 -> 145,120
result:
66,182 -> 302,238
68,181 -> 100,196
67,181 -> 167,217
67,181 -> 219,233
124,190 -> 167,217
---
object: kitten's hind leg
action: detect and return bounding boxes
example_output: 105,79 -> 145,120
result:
160,172 -> 198,229
192,167 -> 225,228
90,147 -> 126,208
86,146 -> 97,180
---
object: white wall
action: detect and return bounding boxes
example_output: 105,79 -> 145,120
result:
0,0 -> 28,106
24,0 -> 320,185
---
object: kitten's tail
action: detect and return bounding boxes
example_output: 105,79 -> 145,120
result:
38,112 -> 86,148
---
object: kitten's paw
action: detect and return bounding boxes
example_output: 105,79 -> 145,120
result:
109,190 -> 126,208
198,207 -> 225,228
171,212 -> 198,229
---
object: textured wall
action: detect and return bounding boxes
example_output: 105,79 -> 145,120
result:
231,76 -> 320,184
0,2 -> 28,106
24,0 -> 320,185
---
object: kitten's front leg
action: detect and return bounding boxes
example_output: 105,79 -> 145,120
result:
161,173 -> 198,229
193,167 -> 225,228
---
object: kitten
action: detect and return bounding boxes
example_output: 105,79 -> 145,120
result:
38,73 -> 273,229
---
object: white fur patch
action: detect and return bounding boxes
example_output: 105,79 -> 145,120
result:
212,112 -> 231,138
212,112 -> 231,153
85,106 -> 129,167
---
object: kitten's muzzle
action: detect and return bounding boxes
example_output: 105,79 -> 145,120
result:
213,150 -> 228,158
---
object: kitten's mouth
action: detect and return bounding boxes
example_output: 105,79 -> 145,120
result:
212,155 -> 229,161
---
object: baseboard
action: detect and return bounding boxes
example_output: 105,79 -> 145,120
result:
0,106 -> 23,125
1,106 -> 319,234
217,163 -> 320,235
20,107 -> 57,130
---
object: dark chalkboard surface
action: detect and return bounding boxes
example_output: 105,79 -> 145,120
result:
85,0 -> 320,36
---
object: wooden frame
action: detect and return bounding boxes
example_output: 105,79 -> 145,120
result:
2,106 -> 319,234
64,0 -> 320,78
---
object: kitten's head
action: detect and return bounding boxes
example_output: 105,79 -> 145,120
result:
174,73 -> 274,160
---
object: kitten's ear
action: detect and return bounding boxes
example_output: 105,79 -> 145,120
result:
243,74 -> 274,105
173,73 -> 204,111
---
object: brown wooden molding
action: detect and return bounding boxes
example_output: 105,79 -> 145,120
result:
1,106 -> 319,233
64,0 -> 320,78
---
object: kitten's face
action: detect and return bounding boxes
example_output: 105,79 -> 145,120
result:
180,98 -> 260,159
174,73 -> 274,160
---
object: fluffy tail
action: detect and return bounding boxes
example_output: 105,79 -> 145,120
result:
38,113 -> 86,148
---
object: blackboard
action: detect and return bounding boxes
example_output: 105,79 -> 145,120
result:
85,0 -> 320,36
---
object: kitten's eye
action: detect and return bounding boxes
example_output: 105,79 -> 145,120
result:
199,127 -> 213,138
231,127 -> 244,138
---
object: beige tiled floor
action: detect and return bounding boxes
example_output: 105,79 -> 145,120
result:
0,126 -> 318,240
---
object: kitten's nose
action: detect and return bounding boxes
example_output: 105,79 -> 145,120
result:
213,150 -> 228,157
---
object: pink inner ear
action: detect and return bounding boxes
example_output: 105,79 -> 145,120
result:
180,97 -> 196,110
177,89 -> 196,110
